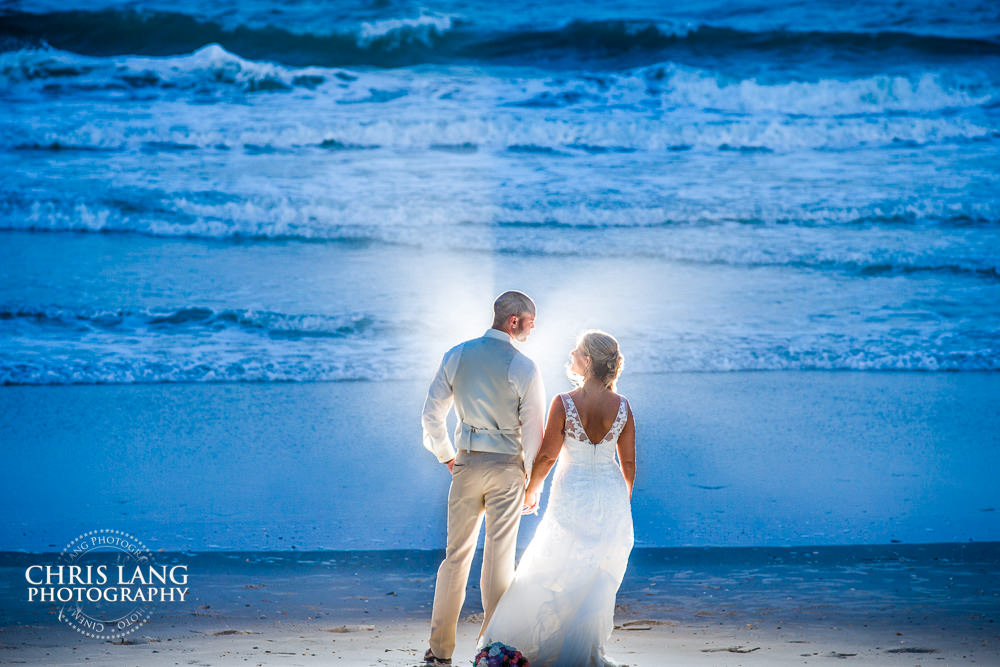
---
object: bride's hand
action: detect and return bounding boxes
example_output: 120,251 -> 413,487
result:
522,490 -> 540,515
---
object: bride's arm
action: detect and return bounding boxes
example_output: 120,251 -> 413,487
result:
617,404 -> 636,499
524,396 -> 566,506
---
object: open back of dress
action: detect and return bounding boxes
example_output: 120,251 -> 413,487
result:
479,393 -> 634,667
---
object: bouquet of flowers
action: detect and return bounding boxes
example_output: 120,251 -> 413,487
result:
473,641 -> 530,667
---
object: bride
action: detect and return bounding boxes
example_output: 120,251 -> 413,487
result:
478,330 -> 636,667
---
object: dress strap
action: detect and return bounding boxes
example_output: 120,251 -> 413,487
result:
559,393 -> 590,443
605,396 -> 629,443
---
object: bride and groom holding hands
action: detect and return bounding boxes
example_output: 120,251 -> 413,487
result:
421,291 -> 637,667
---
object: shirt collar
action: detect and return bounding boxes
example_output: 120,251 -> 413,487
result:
483,328 -> 512,343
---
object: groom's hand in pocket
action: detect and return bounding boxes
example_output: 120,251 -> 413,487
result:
445,458 -> 455,474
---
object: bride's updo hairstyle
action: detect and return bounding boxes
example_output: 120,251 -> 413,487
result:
569,330 -> 625,391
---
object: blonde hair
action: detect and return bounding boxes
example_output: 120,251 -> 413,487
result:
568,330 -> 625,391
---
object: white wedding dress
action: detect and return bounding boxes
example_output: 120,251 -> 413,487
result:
479,392 -> 634,667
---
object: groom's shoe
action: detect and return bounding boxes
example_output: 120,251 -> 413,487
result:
423,649 -> 452,665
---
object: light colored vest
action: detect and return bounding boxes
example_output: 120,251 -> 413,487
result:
452,335 -> 522,455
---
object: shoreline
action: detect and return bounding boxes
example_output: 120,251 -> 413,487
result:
1,542 -> 997,665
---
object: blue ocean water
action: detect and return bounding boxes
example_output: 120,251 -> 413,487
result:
0,0 -> 998,383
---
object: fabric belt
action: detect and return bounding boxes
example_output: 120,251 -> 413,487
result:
454,450 -> 523,465
458,421 -> 520,452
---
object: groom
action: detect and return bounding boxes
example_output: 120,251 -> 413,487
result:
421,290 -> 546,665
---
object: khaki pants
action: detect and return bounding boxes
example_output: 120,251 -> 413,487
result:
428,451 -> 525,660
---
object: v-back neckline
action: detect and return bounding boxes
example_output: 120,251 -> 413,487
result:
565,393 -> 623,445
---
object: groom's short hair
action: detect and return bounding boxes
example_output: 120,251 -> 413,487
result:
493,291 -> 535,325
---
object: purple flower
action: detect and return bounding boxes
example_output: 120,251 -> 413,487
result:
476,642 -> 530,667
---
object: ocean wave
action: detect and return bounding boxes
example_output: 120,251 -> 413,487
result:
8,117 -> 992,154
1,328 -> 996,385
2,94 -> 995,157
0,44 -> 337,93
489,227 -> 1000,280
630,340 -> 1000,373
466,20 -> 1000,70
630,65 -> 995,116
0,305 -> 377,339
0,303 -> 402,384
2,10 -> 999,69
7,107 -> 993,154
6,190 -> 1000,230
2,46 -> 995,155
0,8 -> 462,68
355,13 -> 456,48
4,43 -> 998,117
3,197 -> 997,280
0,355 -> 397,385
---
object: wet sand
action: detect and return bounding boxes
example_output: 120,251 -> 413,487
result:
1,372 -> 998,552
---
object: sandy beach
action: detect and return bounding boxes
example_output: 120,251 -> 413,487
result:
2,543 -> 998,666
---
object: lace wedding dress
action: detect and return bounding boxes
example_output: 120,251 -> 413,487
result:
479,392 -> 634,666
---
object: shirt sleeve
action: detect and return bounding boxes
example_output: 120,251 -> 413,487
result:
421,346 -> 461,463
516,359 -> 546,477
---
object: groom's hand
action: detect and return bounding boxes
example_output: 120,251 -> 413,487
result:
445,458 -> 455,473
